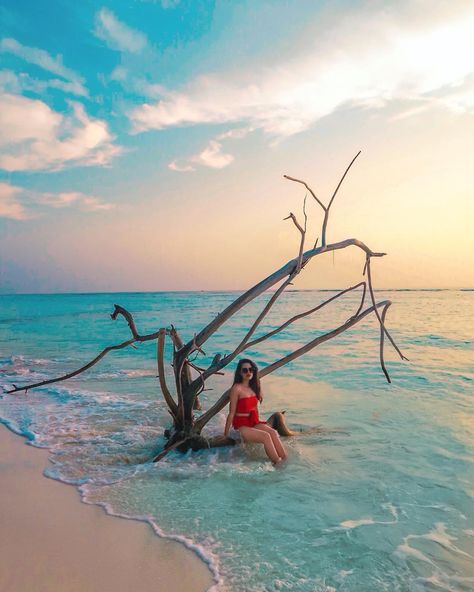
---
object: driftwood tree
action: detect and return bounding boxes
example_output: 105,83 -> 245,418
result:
7,152 -> 406,461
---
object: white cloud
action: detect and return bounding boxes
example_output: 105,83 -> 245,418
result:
0,182 -> 29,220
216,126 -> 254,141
168,139 -> 235,172
190,140 -> 234,169
0,94 -> 122,172
108,68 -> 167,99
0,38 -> 87,96
0,93 -> 61,146
168,127 -> 252,172
0,68 -> 86,97
0,181 -> 114,220
38,191 -> 114,211
80,195 -> 115,211
0,69 -> 21,93
94,8 -> 147,53
130,4 -> 474,137
168,160 -> 195,172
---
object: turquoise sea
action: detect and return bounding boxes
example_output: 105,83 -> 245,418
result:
0,290 -> 473,591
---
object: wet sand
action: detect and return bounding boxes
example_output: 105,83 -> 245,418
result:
0,425 -> 213,592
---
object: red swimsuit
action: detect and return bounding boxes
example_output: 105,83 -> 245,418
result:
232,395 -> 267,429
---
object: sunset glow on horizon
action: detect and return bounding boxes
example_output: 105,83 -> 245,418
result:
1,0 -> 473,293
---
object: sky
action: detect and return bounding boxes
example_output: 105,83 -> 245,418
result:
0,0 -> 473,293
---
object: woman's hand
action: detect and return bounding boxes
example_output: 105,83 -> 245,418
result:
224,385 -> 239,437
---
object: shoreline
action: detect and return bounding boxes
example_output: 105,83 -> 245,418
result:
0,424 -> 214,592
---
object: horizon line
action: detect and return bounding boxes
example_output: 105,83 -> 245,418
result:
1,288 -> 473,297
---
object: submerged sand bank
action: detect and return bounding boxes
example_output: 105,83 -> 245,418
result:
0,425 -> 213,592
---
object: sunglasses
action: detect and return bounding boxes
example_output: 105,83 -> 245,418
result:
241,367 -> 253,374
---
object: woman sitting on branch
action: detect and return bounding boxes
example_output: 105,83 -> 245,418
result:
224,359 -> 288,465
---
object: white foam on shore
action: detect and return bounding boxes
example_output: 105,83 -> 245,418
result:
78,486 -> 223,592
0,417 -> 37,443
0,418 -> 223,592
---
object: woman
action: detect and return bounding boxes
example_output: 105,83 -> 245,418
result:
224,359 -> 287,465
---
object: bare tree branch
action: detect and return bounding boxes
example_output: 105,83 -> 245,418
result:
321,151 -> 361,246
284,194 -> 307,273
7,307 -> 165,394
379,302 -> 392,383
283,175 -> 326,211
189,195 -> 311,391
261,300 -> 389,375
365,256 -> 408,361
157,329 -> 178,417
187,276 -> 293,395
283,212 -> 304,235
111,304 -> 140,339
168,325 -> 195,420
246,282 -> 367,349
327,151 -> 361,211
7,338 -> 137,394
178,238 -> 386,362
152,438 -> 187,462
349,281 -> 367,321
194,299 -> 392,431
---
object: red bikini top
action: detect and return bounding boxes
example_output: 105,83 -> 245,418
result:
236,395 -> 258,413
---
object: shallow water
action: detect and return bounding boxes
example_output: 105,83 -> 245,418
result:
1,290 -> 473,591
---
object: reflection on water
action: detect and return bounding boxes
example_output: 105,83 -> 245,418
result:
1,290 -> 473,591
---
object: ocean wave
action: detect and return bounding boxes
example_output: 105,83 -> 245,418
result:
96,369 -> 157,379
335,502 -> 399,530
396,522 -> 472,560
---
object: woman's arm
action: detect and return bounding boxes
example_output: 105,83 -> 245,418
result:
224,386 -> 239,437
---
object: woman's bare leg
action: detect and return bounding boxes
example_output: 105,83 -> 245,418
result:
239,426 -> 280,463
255,424 -> 288,460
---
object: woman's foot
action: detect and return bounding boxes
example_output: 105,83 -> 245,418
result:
272,457 -> 286,467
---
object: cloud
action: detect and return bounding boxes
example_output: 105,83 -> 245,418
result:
130,4 -> 474,137
168,139 -> 234,172
0,37 -> 87,96
190,140 -> 234,169
216,126 -> 254,141
107,67 -> 166,99
38,191 -> 114,211
0,182 -> 29,220
0,181 -> 114,220
0,68 -> 87,97
168,126 -> 253,172
94,8 -> 147,53
0,94 -> 122,172
168,160 -> 195,172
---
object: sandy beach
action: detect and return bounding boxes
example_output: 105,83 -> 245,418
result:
0,425 -> 212,592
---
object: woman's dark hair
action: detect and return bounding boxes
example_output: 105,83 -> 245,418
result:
233,358 -> 261,399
